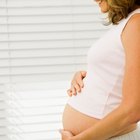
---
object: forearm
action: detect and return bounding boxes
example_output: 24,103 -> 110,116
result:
72,104 -> 136,140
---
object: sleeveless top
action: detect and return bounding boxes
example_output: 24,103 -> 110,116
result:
67,8 -> 140,119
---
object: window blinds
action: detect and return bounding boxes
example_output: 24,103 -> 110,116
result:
0,0 -> 109,139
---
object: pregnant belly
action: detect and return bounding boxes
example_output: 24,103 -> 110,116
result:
62,104 -> 137,137
62,104 -> 100,136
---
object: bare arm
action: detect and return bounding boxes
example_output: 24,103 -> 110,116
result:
70,14 -> 140,140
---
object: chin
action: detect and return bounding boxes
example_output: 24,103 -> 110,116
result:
100,8 -> 109,13
101,10 -> 108,13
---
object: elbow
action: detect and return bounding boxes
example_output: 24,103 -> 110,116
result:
128,109 -> 140,124
121,102 -> 140,124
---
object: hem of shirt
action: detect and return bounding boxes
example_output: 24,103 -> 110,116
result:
67,101 -> 102,120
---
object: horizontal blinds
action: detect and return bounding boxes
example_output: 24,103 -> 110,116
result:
1,81 -> 69,140
0,0 -> 109,83
0,0 -> 110,140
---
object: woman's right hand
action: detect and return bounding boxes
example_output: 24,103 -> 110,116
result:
67,71 -> 87,97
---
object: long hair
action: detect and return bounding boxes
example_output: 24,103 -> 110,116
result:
107,0 -> 140,24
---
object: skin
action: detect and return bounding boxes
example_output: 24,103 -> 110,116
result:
67,71 -> 86,96
94,0 -> 109,13
60,1 -> 140,140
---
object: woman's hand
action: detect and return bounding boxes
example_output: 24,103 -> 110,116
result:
67,71 -> 87,96
59,129 -> 74,140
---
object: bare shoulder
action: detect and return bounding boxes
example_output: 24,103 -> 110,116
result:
126,13 -> 140,30
123,13 -> 140,34
128,13 -> 140,23
122,13 -> 140,50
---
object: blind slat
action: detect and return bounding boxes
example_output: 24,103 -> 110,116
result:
0,39 -> 95,49
0,56 -> 86,67
0,0 -> 109,139
4,15 -> 102,24
2,6 -> 98,16
6,0 -> 92,7
1,23 -> 108,33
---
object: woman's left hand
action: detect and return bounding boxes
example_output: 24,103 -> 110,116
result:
59,129 -> 74,140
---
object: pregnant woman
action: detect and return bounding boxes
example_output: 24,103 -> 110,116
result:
60,0 -> 140,140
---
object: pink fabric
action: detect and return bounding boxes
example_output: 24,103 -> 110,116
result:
67,9 -> 140,119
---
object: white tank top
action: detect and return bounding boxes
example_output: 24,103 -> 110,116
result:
67,8 -> 140,119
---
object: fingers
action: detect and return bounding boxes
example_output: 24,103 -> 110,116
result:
71,86 -> 77,95
59,129 -> 74,140
59,129 -> 74,136
78,71 -> 86,88
67,89 -> 72,97
67,82 -> 81,97
67,71 -> 86,97
78,79 -> 84,88
81,71 -> 87,78
67,86 -> 77,97
74,83 -> 81,93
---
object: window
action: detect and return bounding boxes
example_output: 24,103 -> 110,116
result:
0,0 -> 109,139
